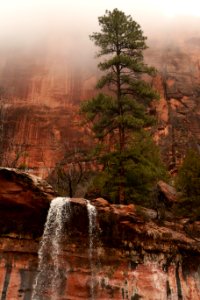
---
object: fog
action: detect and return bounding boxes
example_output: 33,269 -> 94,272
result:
1,1 -> 200,46
0,0 -> 200,82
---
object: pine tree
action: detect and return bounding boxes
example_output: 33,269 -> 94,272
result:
80,9 -> 161,203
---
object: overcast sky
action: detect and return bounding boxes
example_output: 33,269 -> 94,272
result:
1,0 -> 200,40
0,0 -> 200,68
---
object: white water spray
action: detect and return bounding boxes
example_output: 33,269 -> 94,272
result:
32,197 -> 71,300
86,200 -> 97,300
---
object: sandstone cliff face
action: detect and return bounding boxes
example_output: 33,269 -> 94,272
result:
147,37 -> 200,171
1,32 -> 200,175
0,169 -> 200,299
0,45 -> 96,177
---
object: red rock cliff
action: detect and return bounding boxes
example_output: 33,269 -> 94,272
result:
0,169 -> 200,299
146,31 -> 200,171
1,29 -> 200,175
0,43 -> 97,177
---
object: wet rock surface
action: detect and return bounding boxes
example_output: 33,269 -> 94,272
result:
0,170 -> 200,299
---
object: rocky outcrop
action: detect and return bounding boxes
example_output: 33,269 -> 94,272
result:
0,168 -> 56,236
157,180 -> 178,206
0,169 -> 200,299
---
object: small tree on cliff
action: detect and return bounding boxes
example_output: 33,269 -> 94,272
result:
175,149 -> 200,218
81,9 -> 163,203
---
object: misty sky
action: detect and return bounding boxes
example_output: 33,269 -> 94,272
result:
0,0 -> 200,70
1,0 -> 200,42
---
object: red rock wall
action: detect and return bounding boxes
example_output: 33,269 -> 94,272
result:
147,37 -> 200,171
0,236 -> 200,300
0,44 -> 97,177
1,32 -> 200,175
0,170 -> 199,300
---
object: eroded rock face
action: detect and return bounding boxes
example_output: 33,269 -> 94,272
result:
0,44 -> 96,177
2,235 -> 199,300
0,168 -> 56,236
147,37 -> 200,171
0,171 -> 199,299
1,32 -> 200,175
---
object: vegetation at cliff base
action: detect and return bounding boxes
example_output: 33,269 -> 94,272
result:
176,149 -> 200,218
85,132 -> 166,205
80,9 -> 166,204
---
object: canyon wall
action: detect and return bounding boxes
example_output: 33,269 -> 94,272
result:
1,30 -> 200,175
0,168 -> 200,299
0,43 -> 96,177
147,35 -> 200,171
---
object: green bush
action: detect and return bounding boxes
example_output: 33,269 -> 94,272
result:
175,149 -> 200,218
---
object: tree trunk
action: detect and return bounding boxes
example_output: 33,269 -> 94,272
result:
116,62 -> 125,204
68,176 -> 73,198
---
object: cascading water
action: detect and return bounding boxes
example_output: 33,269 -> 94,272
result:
32,197 -> 98,299
32,197 -> 71,300
86,200 -> 97,300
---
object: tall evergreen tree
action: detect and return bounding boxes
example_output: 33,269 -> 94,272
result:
81,9 -> 162,203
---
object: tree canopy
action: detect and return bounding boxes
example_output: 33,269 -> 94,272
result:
80,9 -> 164,204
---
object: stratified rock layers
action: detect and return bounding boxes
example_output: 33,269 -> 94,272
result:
1,34 -> 200,175
0,169 -> 200,300
1,199 -> 200,300
147,37 -> 200,171
0,44 -> 96,177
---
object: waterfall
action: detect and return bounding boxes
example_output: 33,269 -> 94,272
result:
32,197 -> 98,299
86,200 -> 97,300
32,197 -> 71,300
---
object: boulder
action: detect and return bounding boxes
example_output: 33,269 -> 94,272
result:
0,168 -> 56,236
157,180 -> 178,205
